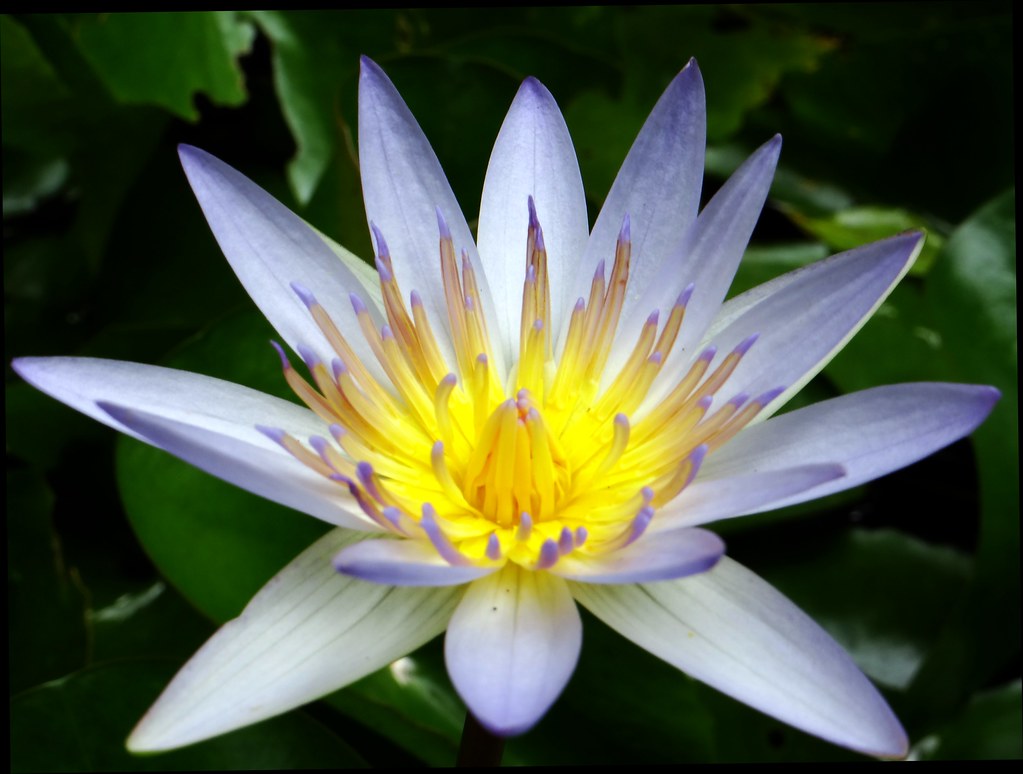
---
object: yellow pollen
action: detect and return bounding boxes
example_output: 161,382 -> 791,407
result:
272,207 -> 776,570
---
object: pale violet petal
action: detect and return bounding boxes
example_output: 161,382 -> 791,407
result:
11,357 -> 322,447
99,401 -> 376,531
700,382 -> 1001,512
358,57 -> 503,376
653,464 -> 846,530
551,527 -> 724,583
178,145 -> 386,381
445,564 -> 581,736
570,556 -> 908,758
624,135 -> 781,391
128,529 -> 462,752
12,356 -> 372,530
693,232 -> 923,421
562,59 -> 705,355
477,76 -> 589,358
334,538 -> 498,586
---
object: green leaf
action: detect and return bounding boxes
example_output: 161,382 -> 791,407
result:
10,661 -> 367,771
325,640 -> 464,767
7,469 -> 88,695
910,189 -> 1018,715
68,13 -> 254,121
914,681 -> 1022,760
250,11 -> 349,205
786,205 -> 944,275
115,310 -> 330,623
88,581 -> 213,665
0,16 -> 75,155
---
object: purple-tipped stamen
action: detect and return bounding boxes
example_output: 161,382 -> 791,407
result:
558,526 -> 574,555
619,213 -> 631,244
436,207 -> 452,241
349,292 -> 367,316
754,386 -> 787,406
677,283 -> 696,308
535,539 -> 560,570
622,505 -> 655,547
574,526 -> 588,548
370,222 -> 390,258
733,332 -> 760,357
296,344 -> 320,372
331,358 -> 346,382
356,461 -> 385,503
269,340 -> 291,370
421,503 -> 471,566
486,533 -> 503,561
516,512 -> 534,541
290,282 -> 317,309
255,425 -> 288,446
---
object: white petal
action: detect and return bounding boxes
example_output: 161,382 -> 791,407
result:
700,382 -> 1001,511
445,564 -> 581,735
477,77 -> 589,357
178,145 -> 385,380
128,529 -> 462,752
563,59 -> 706,354
99,401 -> 376,531
12,357 -> 370,529
570,556 -> 908,758
357,57 -> 503,376
551,528 -> 724,583
698,233 -> 923,419
654,463 -> 846,530
334,538 -> 498,586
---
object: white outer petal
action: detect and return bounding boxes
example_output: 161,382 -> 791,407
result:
178,145 -> 386,381
12,357 -> 370,529
477,76 -> 589,359
700,382 -> 1001,512
357,56 -> 503,377
128,529 -> 462,752
445,564 -> 581,736
570,556 -> 908,758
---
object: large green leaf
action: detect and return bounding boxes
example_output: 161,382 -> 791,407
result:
67,13 -> 254,121
910,189 -> 1018,717
914,681 -> 1022,760
7,469 -> 88,695
10,661 -> 366,771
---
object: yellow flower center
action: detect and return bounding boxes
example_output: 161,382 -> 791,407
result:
266,202 -> 774,570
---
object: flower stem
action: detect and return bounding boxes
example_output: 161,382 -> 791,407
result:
456,712 -> 505,767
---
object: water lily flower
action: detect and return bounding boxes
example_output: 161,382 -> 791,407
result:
14,56 -> 998,760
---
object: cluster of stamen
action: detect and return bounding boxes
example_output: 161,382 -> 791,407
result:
260,198 -> 780,571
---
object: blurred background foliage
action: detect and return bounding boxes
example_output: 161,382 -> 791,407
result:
5,5 -> 1017,768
